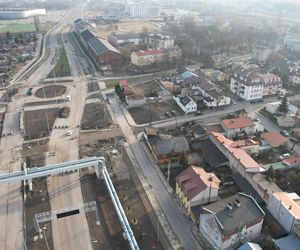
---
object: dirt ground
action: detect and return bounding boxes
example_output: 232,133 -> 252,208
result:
87,81 -> 100,92
133,80 -> 162,97
35,85 -> 67,98
22,139 -> 49,167
25,177 -> 53,250
24,108 -> 59,140
81,102 -> 113,130
96,21 -> 161,39
128,100 -> 183,124
79,139 -> 163,250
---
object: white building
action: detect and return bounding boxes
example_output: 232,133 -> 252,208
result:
125,4 -> 161,17
266,101 -> 298,116
290,74 -> 300,85
231,70 -> 282,101
146,34 -> 174,49
108,32 -> 144,47
191,79 -> 231,107
173,95 -> 197,114
267,192 -> 300,236
199,192 -> 265,250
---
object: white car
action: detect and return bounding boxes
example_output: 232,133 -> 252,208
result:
279,153 -> 291,160
66,130 -> 73,136
65,95 -> 71,101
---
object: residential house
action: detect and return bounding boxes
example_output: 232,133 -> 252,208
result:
222,117 -> 256,138
119,80 -> 145,107
199,192 -> 265,250
173,95 -> 197,114
274,234 -> 300,250
190,77 -> 231,108
145,134 -> 190,165
260,73 -> 282,97
212,54 -> 229,69
282,156 -> 300,168
231,70 -> 282,101
266,101 -> 298,116
190,138 -> 229,170
131,46 -> 181,66
145,33 -> 174,49
210,132 -> 263,175
267,192 -> 300,236
289,73 -> 300,85
176,166 -> 220,220
201,68 -> 230,84
190,123 -> 206,139
261,131 -> 289,149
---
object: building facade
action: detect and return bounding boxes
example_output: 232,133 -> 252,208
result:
131,46 -> 181,66
199,193 -> 265,250
231,70 -> 282,101
173,95 -> 197,114
176,166 -> 220,218
267,192 -> 300,236
222,117 -> 256,138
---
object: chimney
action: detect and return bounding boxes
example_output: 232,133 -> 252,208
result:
289,205 -> 292,210
208,174 -> 214,182
235,199 -> 241,208
227,202 -> 233,210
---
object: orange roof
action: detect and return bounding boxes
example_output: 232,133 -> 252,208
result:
282,156 -> 300,166
223,117 -> 255,130
273,192 -> 300,219
144,127 -> 158,136
211,132 -> 261,170
261,131 -> 288,147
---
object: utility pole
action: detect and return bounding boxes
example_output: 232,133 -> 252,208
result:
167,160 -> 171,183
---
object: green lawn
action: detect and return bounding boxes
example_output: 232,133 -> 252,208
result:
0,23 -> 35,33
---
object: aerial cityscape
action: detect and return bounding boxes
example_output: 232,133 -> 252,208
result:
0,0 -> 300,249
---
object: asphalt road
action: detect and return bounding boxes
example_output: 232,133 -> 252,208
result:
109,96 -> 202,250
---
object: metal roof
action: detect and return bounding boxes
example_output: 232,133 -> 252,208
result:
88,37 -> 120,56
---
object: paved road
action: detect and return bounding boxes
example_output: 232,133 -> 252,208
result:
109,96 -> 202,250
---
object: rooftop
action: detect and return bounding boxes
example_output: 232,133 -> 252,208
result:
272,192 -> 300,219
154,136 -> 190,157
211,132 -> 262,171
80,29 -> 95,42
203,193 -> 265,234
134,49 -> 163,57
261,131 -> 289,147
223,117 -> 255,130
190,123 -> 206,136
282,156 -> 300,166
179,96 -> 193,107
144,127 -> 158,136
176,166 -> 220,200
88,37 -> 120,56
274,235 -> 300,250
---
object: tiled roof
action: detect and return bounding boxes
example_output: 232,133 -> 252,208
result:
261,131 -> 288,147
135,49 -> 163,57
211,132 -> 262,171
88,37 -> 120,56
272,192 -> 300,219
202,193 -> 265,234
144,127 -> 158,136
282,156 -> 300,166
223,117 -> 255,130
176,166 -> 220,200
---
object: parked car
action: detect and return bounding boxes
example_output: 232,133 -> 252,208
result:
250,99 -> 264,104
237,97 -> 244,102
165,112 -> 171,117
195,111 -> 203,116
231,100 -> 237,105
171,110 -> 176,116
279,153 -> 291,160
280,130 -> 289,137
254,118 -> 261,123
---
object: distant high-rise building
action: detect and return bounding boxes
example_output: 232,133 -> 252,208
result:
125,4 -> 161,18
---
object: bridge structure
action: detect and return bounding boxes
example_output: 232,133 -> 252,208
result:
0,156 -> 139,250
